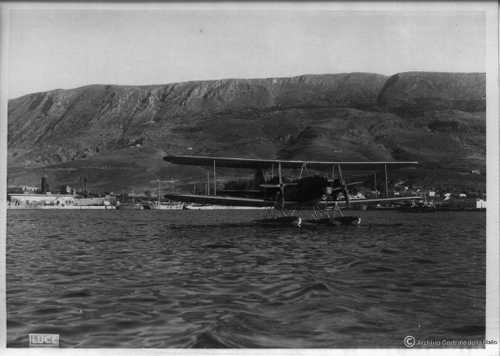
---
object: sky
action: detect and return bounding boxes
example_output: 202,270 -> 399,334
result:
7,8 -> 486,99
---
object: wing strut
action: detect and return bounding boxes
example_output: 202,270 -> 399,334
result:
213,160 -> 217,195
384,163 -> 389,197
337,164 -> 343,181
278,162 -> 285,209
209,170 -> 212,195
157,179 -> 161,205
299,162 -> 307,179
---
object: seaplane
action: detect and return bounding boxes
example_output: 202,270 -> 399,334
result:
162,154 -> 422,227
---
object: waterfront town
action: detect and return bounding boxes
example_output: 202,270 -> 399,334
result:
7,175 -> 487,211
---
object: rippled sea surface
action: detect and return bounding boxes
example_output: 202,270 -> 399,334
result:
7,210 -> 485,348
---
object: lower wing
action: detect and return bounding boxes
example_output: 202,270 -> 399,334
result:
165,194 -> 422,208
318,196 -> 423,206
164,194 -> 276,207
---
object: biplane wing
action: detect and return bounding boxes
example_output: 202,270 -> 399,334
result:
319,196 -> 422,206
163,154 -> 418,170
164,193 -> 421,208
163,154 -> 421,210
281,196 -> 422,209
164,193 -> 277,207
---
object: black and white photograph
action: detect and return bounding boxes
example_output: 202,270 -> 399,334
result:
1,1 -> 498,352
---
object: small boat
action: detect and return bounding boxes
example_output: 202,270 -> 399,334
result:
116,203 -> 145,210
153,202 -> 185,210
184,203 -> 271,210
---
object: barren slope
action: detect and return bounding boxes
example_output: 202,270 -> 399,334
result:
8,72 -> 485,193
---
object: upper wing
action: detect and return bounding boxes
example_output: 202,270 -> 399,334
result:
164,193 -> 276,207
164,154 -> 418,170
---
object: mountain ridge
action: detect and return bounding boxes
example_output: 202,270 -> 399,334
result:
8,71 -> 486,193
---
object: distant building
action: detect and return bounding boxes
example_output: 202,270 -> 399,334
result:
59,185 -> 73,194
8,193 -> 115,207
8,193 -> 75,207
476,199 -> 486,209
7,187 -> 24,194
8,185 -> 40,194
22,185 -> 39,193
74,197 -> 110,206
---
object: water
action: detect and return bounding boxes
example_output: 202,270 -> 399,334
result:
7,210 -> 485,348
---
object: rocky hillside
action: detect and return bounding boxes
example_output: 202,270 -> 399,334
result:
378,72 -> 486,115
8,72 -> 485,193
